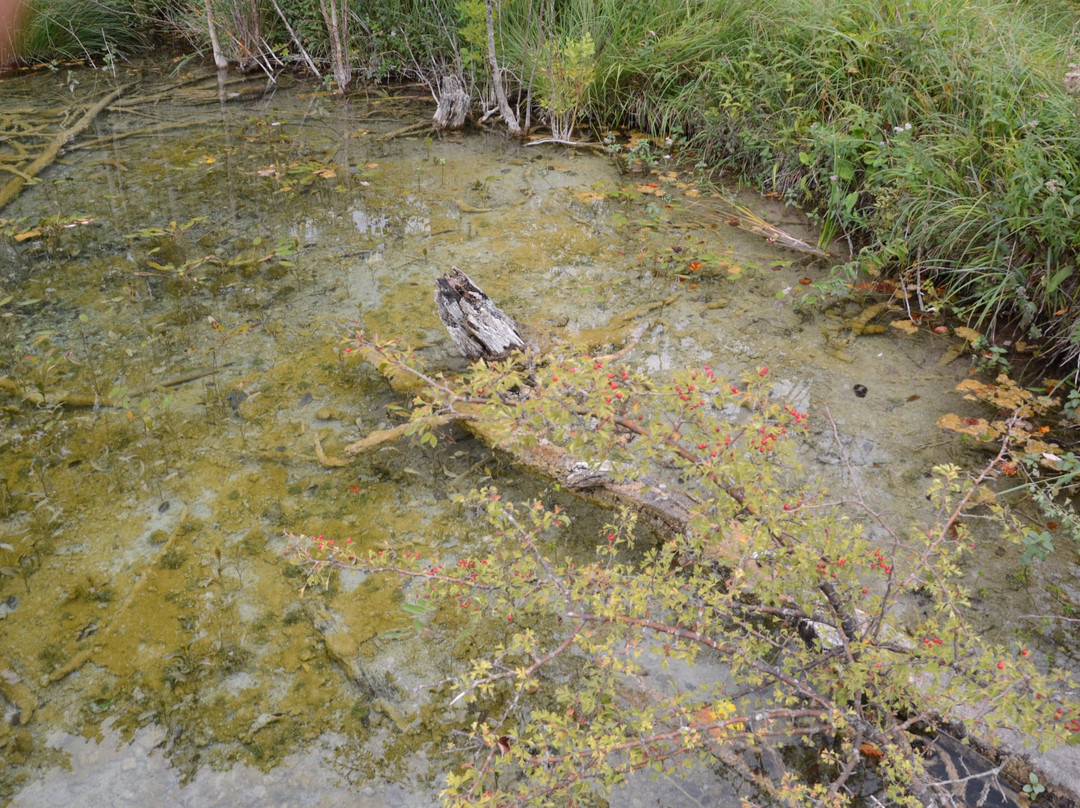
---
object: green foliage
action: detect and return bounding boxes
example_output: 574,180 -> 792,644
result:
455,0 -> 488,73
286,334 -> 1074,807
534,32 -> 596,141
584,0 -> 1080,364
17,0 -> 150,63
1020,528 -> 1054,566
1024,771 -> 1046,800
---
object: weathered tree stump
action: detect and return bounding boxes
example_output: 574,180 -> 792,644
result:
433,74 -> 470,131
435,267 -> 525,360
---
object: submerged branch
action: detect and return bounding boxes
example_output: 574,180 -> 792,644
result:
0,85 -> 127,213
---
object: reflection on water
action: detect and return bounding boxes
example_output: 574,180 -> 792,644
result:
0,61 -> 1072,806
9,722 -> 430,808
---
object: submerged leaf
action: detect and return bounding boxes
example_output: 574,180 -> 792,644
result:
936,413 -> 999,440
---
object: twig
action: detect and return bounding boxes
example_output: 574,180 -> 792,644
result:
525,137 -> 604,149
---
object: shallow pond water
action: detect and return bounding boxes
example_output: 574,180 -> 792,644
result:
0,61 -> 1077,805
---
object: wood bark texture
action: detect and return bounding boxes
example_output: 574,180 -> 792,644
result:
435,267 -> 524,359
433,74 -> 470,130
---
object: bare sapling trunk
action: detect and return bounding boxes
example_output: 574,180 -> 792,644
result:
204,0 -> 229,70
319,0 -> 351,92
268,0 -> 320,79
484,0 -> 520,135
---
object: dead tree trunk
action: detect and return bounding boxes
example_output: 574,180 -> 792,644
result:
433,74 -> 470,130
435,267 -> 524,360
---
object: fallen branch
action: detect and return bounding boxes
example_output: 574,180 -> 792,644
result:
688,200 -> 831,258
66,120 -> 208,152
0,85 -> 127,213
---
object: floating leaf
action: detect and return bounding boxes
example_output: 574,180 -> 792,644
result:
634,184 -> 665,197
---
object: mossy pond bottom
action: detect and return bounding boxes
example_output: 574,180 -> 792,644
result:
1,62 -> 1077,806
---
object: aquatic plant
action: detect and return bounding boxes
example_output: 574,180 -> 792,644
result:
288,335 -> 1074,807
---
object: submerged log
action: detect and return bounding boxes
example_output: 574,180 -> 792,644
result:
433,74 -> 470,131
435,267 -> 525,360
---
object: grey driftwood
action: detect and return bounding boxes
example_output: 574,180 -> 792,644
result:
435,267 -> 525,360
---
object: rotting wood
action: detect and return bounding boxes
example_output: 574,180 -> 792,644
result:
433,74 -> 470,131
321,339 -> 695,536
66,120 -> 208,152
453,197 -> 528,214
435,267 -> 525,360
104,71 -> 235,110
375,120 -> 436,141
0,85 -> 127,214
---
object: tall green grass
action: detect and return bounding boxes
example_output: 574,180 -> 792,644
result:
17,0 -> 148,63
580,0 -> 1080,367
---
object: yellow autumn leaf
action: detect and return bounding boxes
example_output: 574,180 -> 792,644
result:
889,319 -> 919,335
14,230 -> 41,242
953,326 -> 981,346
954,375 -> 1035,412
634,184 -> 665,197
1018,437 -> 1060,460
955,378 -> 993,401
